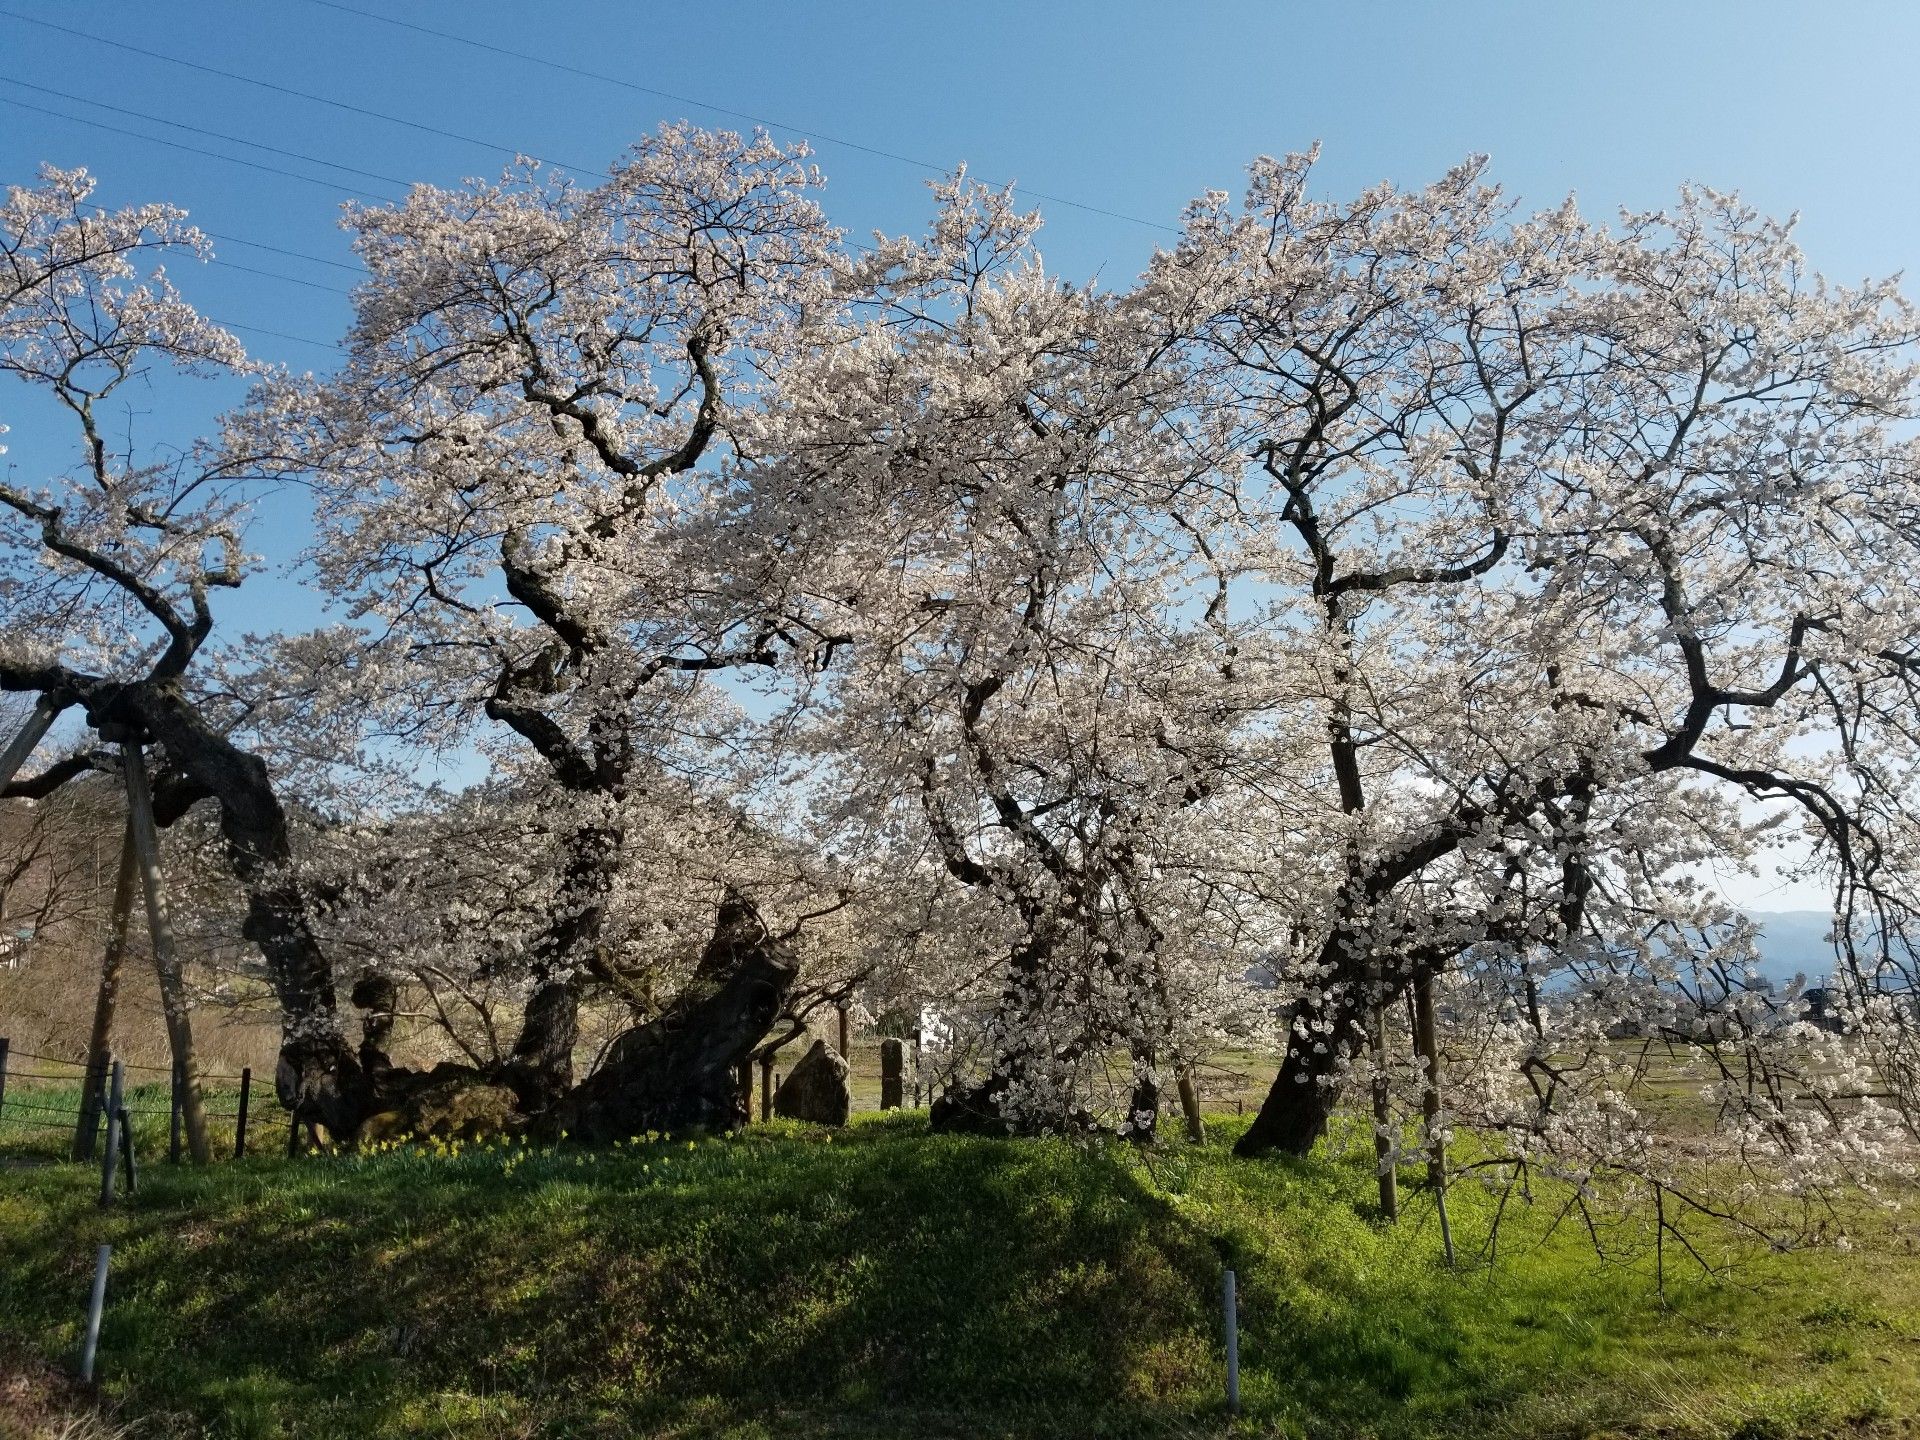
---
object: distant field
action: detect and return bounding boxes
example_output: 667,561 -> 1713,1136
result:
3,1113 -> 1918,1439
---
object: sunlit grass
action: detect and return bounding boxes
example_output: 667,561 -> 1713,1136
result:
0,1113 -> 1915,1438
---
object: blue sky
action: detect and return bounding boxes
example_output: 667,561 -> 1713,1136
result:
5,0 -> 1913,906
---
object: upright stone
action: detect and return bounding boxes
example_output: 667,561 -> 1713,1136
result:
879,1038 -> 905,1110
773,1039 -> 850,1126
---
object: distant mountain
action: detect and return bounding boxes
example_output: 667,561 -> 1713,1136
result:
1744,910 -> 1839,989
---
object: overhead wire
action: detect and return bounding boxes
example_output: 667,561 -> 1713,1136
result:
293,0 -> 1180,234
0,8 -> 613,179
0,2 -> 1173,354
0,94 -> 398,203
0,74 -> 416,192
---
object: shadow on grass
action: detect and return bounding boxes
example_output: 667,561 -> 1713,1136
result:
2,1117 -> 1906,1439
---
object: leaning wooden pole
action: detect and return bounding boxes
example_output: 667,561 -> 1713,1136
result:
1175,1064 -> 1207,1143
73,818 -> 139,1162
1410,971 -> 1455,1265
119,738 -> 211,1165
0,696 -> 59,792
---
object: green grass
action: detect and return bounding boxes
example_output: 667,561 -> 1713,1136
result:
1,1115 -> 1917,1438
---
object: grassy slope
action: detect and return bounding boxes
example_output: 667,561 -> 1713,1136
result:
1,1115 -> 1917,1440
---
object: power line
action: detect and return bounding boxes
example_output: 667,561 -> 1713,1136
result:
197,231 -> 364,277
208,259 -> 352,296
0,8 -> 611,180
73,199 -> 363,291
0,73 -> 418,192
294,0 -> 1179,235
0,95 -> 396,203
205,315 -> 342,353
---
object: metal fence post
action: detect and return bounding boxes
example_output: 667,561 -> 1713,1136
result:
116,1105 -> 137,1196
1223,1267 -> 1240,1415
78,1243 -> 111,1383
97,1059 -> 124,1207
234,1066 -> 251,1159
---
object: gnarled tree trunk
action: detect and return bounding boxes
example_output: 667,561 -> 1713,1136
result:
1235,935 -> 1370,1159
555,889 -> 798,1141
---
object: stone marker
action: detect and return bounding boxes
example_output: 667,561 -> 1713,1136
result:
772,1038 -> 851,1126
879,1037 -> 905,1110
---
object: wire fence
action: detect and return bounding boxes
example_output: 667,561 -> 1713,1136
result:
0,1036 -> 296,1165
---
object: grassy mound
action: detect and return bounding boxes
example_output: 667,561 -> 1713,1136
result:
0,1114 -> 1915,1438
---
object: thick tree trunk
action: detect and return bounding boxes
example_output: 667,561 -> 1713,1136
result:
555,890 -> 797,1141
1235,937 -> 1369,1158
501,829 -> 622,1111
110,683 -> 368,1137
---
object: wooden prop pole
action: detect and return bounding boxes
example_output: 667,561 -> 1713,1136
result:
120,741 -> 211,1164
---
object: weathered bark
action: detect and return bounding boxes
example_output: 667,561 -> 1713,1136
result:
500,826 -> 623,1112
350,970 -> 400,1078
1175,1065 -> 1206,1144
1366,996 -> 1398,1221
1235,938 -> 1369,1158
555,890 -> 798,1141
96,682 -> 367,1136
928,1070 -> 1019,1135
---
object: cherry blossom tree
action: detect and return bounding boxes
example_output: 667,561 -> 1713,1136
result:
1133,152 -> 1920,1196
761,177 -> 1282,1135
250,125 -> 843,1109
0,166 -> 370,1136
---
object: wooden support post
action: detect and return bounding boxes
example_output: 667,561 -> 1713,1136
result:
97,1059 -> 124,1207
0,696 -> 58,793
234,1067 -> 251,1159
1368,996 -> 1398,1223
758,1053 -> 774,1123
75,821 -> 138,1162
1410,972 -> 1456,1266
120,740 -> 211,1165
1176,1065 -> 1206,1143
836,1004 -> 850,1059
879,1038 -> 904,1110
116,1104 -> 136,1195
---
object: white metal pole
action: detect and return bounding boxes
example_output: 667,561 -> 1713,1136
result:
79,1242 -> 112,1382
1223,1267 -> 1240,1415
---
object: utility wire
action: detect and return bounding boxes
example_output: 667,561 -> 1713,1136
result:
0,73 -> 417,192
200,231 -> 362,275
209,259 -> 353,296
0,95 -> 397,203
0,8 -> 611,179
206,315 -> 342,352
294,0 -> 1179,234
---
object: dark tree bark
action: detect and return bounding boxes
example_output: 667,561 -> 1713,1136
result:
3,674 -> 371,1135
1235,940 -> 1370,1159
555,889 -> 798,1141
